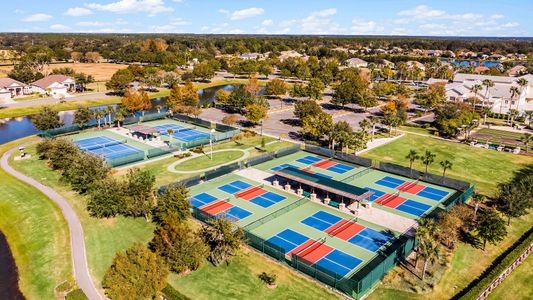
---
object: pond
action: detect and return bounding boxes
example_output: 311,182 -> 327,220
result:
439,59 -> 503,68
0,231 -> 24,300
0,84 -> 261,145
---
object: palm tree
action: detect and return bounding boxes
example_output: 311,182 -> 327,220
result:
107,105 -> 115,126
368,118 -> 379,141
358,119 -> 371,141
516,78 -> 528,110
421,150 -> 436,175
439,160 -> 452,177
114,111 -> 124,128
480,107 -> 492,125
420,239 -> 441,281
508,86 -> 520,118
471,192 -> 486,218
406,150 -> 419,178
470,84 -> 482,112
167,128 -> 174,144
481,79 -> 494,109
521,133 -> 532,153
508,109 -> 519,126
415,218 -> 437,271
94,109 -> 104,129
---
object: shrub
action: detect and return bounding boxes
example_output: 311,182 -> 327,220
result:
161,285 -> 190,300
258,272 -> 277,286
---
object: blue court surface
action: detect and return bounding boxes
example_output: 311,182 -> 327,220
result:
364,187 -> 386,202
348,228 -> 392,252
315,172 -> 333,179
265,229 -> 309,254
417,187 -> 449,201
396,200 -> 431,216
301,211 -> 342,231
249,192 -> 286,208
189,192 -> 218,208
218,180 -> 252,194
153,123 -> 210,142
271,163 -> 299,171
315,249 -> 362,277
375,176 -> 406,189
219,206 -> 252,221
75,136 -> 143,160
327,163 -> 354,174
296,156 -> 322,165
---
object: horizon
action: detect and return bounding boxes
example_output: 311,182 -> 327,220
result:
2,0 -> 532,37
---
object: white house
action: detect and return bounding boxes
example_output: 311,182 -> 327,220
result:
31,75 -> 76,97
445,73 -> 533,114
345,58 -> 368,68
278,50 -> 303,62
239,52 -> 264,60
0,78 -> 31,102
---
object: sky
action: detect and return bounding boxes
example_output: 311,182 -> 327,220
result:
2,0 -> 532,37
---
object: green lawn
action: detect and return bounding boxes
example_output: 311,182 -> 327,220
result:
487,253 -> 533,300
10,142 -> 154,292
173,150 -> 245,171
362,133 -> 533,196
169,244 -> 339,300
362,133 -> 533,299
0,137 -> 72,299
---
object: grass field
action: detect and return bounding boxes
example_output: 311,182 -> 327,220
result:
0,63 -> 128,81
361,133 -> 533,196
0,137 -> 72,299
487,253 -> 533,300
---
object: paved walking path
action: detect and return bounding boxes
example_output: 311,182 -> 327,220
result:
0,146 -> 103,300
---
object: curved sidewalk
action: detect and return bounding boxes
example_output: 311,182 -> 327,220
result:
1,147 -> 103,300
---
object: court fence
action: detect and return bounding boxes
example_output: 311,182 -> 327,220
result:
244,223 -> 417,299
107,151 -> 146,167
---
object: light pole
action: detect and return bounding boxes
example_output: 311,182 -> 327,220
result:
210,128 -> 216,160
260,119 -> 264,136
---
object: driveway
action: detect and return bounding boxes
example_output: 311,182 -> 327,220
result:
1,146 -> 104,300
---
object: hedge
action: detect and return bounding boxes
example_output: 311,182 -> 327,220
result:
455,227 -> 533,300
162,284 -> 190,300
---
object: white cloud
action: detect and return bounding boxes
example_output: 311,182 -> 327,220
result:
351,20 -> 384,34
22,13 -> 53,22
312,8 -> 337,17
14,9 -> 24,14
296,8 -> 344,34
65,7 -> 92,16
501,22 -> 519,28
50,24 -> 69,31
76,21 -> 110,27
490,14 -> 504,20
86,0 -> 173,16
169,18 -> 190,26
398,5 -> 445,19
221,7 -> 264,20
228,29 -> 245,34
262,19 -> 273,26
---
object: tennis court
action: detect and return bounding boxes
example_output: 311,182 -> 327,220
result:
74,136 -> 144,160
189,192 -> 253,222
296,155 -> 355,174
374,175 -> 449,201
152,123 -> 210,142
218,180 -> 287,208
364,187 -> 432,217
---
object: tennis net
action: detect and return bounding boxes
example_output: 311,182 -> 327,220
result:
294,237 -> 326,258
79,139 -> 126,151
380,191 -> 401,206
171,126 -> 195,133
328,218 -> 357,238
235,184 -> 265,198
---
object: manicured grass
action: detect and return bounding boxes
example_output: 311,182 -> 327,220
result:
169,246 -> 339,300
0,137 -> 72,299
361,133 -> 533,196
10,142 -> 154,291
399,126 -> 435,136
173,150 -> 245,171
487,253 -> 533,300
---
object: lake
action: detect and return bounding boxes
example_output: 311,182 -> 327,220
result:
439,59 -> 503,68
0,232 -> 24,300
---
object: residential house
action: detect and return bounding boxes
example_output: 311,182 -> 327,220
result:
506,65 -> 528,77
0,78 -> 31,101
407,61 -> 426,71
344,58 -> 368,68
489,54 -> 505,61
474,65 -> 489,74
278,50 -> 303,62
377,59 -> 395,69
31,74 -> 76,97
445,73 -> 533,114
239,52 -> 264,60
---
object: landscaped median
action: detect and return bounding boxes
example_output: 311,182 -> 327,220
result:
0,137 -> 72,299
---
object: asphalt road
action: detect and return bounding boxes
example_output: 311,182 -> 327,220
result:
1,146 -> 104,300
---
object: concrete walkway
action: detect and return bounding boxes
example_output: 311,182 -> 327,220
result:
0,146 -> 103,300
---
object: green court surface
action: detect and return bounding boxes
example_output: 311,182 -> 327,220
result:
187,173 -> 304,227
71,129 -> 156,151
253,151 -> 456,220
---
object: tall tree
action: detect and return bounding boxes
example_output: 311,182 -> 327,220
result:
265,78 -> 288,97
87,177 -> 125,218
152,185 -> 190,225
123,168 -> 156,221
293,99 -> 322,121
31,107 -> 63,131
521,133 -> 532,153
245,104 -> 268,125
102,243 -> 169,300
150,216 -> 208,274
482,79 -> 494,109
470,84 -> 482,112
106,69 -> 134,93
439,160 -> 453,177
200,217 -> 244,266
301,111 -> 333,141
406,150 -> 419,177
476,209 -> 507,251
307,77 -> 325,100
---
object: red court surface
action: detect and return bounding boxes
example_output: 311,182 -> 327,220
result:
235,186 -> 266,200
298,243 -> 334,263
397,182 -> 425,194
289,239 -> 317,256
326,221 -> 365,240
312,160 -> 337,169
376,194 -> 406,208
201,200 -> 233,215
